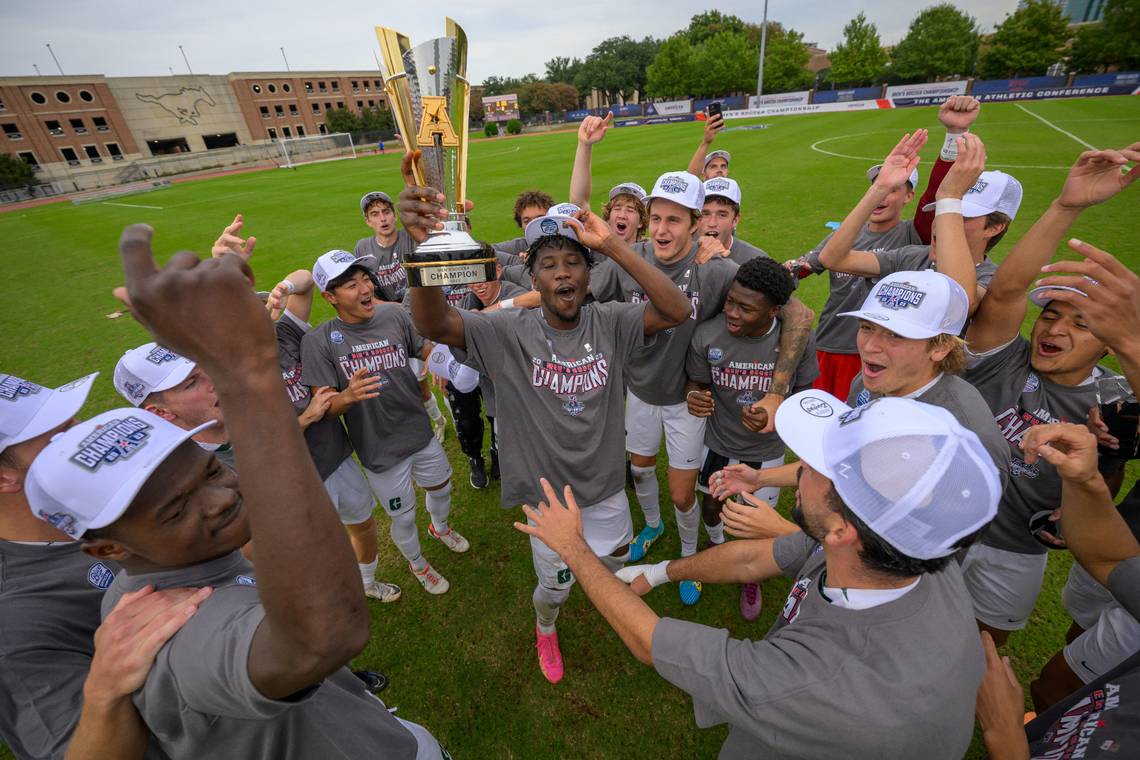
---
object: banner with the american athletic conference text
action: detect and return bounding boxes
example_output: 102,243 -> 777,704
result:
723,99 -> 892,120
748,91 -> 809,108
646,99 -> 691,116
886,80 -> 968,107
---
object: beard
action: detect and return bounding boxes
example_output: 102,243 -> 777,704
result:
791,502 -> 829,544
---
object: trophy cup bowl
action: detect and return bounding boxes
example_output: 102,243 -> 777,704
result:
377,18 -> 496,287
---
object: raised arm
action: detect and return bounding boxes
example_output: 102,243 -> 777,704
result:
967,143 -> 1139,352
119,225 -> 368,700
818,130 -> 928,277
915,96 -> 981,243
686,113 -> 723,179
265,269 -> 315,323
930,134 -> 986,313
568,112 -> 612,209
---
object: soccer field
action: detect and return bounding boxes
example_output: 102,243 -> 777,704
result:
1,95 -> 1137,759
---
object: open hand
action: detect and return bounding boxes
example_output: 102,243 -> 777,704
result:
211,214 -> 257,260
343,367 -> 382,404
722,493 -> 798,539
514,479 -> 587,558
874,130 -> 928,191
709,463 -> 763,501
1056,142 -> 1140,210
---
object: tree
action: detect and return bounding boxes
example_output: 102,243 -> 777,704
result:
646,35 -> 695,98
518,81 -> 580,115
976,0 -> 1068,79
685,10 -> 749,45
324,107 -> 359,134
575,36 -> 659,103
828,12 -> 888,87
762,27 -> 816,93
690,32 -> 757,96
1103,0 -> 1140,70
889,4 -> 979,82
544,56 -> 582,84
0,153 -> 36,189
481,74 -> 537,97
1067,23 -> 1113,73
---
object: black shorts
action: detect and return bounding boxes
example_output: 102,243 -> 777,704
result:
697,449 -> 769,491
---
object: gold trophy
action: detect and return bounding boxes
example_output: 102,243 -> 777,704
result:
377,18 -> 496,287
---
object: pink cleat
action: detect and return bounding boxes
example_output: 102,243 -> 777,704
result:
740,582 -> 762,621
535,624 -> 564,684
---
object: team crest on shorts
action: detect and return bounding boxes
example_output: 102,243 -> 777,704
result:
876,282 -> 925,310
708,347 -> 724,362
87,562 -> 115,589
330,330 -> 345,344
0,375 -> 41,401
1023,373 -> 1040,393
562,395 -> 585,417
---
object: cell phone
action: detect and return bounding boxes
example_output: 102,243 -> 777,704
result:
1101,400 -> 1140,459
706,101 -> 723,119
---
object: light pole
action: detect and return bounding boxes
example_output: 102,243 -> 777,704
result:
280,47 -> 291,71
179,45 -> 193,75
45,43 -> 64,75
756,0 -> 769,99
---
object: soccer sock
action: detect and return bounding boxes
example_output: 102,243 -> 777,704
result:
533,584 -> 569,633
425,481 -> 452,534
705,521 -> 725,545
630,465 -> 661,528
389,509 -> 425,569
675,503 -> 700,558
359,558 -> 378,586
424,396 -> 444,423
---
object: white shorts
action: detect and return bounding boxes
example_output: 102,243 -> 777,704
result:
625,392 -> 705,469
1064,599 -> 1140,683
410,357 -> 428,382
323,456 -> 375,525
363,439 -> 452,519
529,490 -> 633,590
1063,562 -> 1115,630
695,447 -> 784,507
395,717 -> 448,760
960,543 -> 1049,631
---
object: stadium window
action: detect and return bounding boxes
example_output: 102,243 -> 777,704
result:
0,97 -> 6,110
79,89 -> 94,102
18,151 -> 38,167
83,144 -> 102,163
331,81 -> 340,91
202,132 -> 239,149
267,84 -> 277,94
106,142 -> 123,160
2,123 -> 22,140
318,123 -> 327,135
318,81 -> 327,92
324,101 -> 332,111
259,106 -> 270,118
282,83 -> 291,93
336,101 -> 344,109
60,147 -> 80,165
304,81 -> 313,93
252,84 -> 262,94
367,99 -> 375,108
70,118 -> 87,134
93,116 -> 109,132
311,103 -> 320,114
288,104 -> 298,115
373,79 -> 381,88
282,126 -> 292,138
267,127 -> 278,139
351,80 -> 359,92
145,137 -> 191,155
295,125 -> 305,136
45,120 -> 64,136
55,90 -> 71,104
30,91 -> 47,105
356,100 -> 363,109
363,81 -> 370,92
274,105 -> 285,117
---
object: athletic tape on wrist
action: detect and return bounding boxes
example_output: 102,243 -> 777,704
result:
499,298 -> 515,310
645,560 -> 672,588
282,280 -> 296,295
935,198 -> 963,217
941,131 -> 967,161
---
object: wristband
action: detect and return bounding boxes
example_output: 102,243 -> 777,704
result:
499,298 -> 515,310
281,280 -> 296,295
941,130 -> 967,161
615,560 -> 672,589
934,198 -> 963,217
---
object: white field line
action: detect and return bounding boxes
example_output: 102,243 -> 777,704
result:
810,132 -> 1070,170
472,146 -> 522,160
101,202 -> 164,209
1015,104 -> 1097,150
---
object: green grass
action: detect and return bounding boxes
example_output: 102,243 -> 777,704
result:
1,96 -> 1138,759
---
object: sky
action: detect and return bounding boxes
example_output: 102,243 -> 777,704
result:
0,1 -> 1020,84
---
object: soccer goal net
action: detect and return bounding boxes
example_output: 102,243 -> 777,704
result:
276,132 -> 357,168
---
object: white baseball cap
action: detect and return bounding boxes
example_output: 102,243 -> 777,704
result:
549,201 -> 581,217
922,170 -> 1023,220
703,177 -> 741,206
359,191 -> 393,213
25,409 -> 215,539
0,372 -> 98,453
114,343 -> 196,407
313,250 -> 378,292
523,214 -> 582,247
775,391 -> 1001,559
704,150 -> 731,167
647,171 -> 705,212
608,182 -> 647,202
867,163 -> 919,190
839,270 -> 969,340
1028,276 -> 1096,308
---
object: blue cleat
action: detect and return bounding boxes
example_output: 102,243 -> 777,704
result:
628,522 -> 665,562
679,580 -> 703,606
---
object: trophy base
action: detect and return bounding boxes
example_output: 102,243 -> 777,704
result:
404,225 -> 496,287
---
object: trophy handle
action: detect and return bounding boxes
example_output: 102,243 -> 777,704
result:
376,26 -> 428,186
446,17 -> 469,209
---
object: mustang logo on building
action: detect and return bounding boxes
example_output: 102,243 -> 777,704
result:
135,87 -> 217,126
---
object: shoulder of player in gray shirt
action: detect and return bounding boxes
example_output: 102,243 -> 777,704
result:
803,220 -> 922,273
728,238 -> 769,266
493,236 -> 528,256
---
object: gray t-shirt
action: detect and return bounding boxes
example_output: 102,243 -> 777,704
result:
453,301 -> 649,508
873,244 -> 999,290
803,222 -> 922,354
0,542 -> 118,760
457,280 -> 528,419
299,305 -> 429,473
501,263 -> 531,288
965,338 -> 1117,554
493,236 -> 528,256
727,237 -> 770,266
353,230 -> 416,303
848,372 -> 1011,492
686,317 -> 818,461
591,241 -> 739,405
652,531 -> 982,760
100,552 -> 418,760
276,312 -> 354,481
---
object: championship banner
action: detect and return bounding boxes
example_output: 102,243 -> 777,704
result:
974,84 -> 1140,102
724,99 -> 892,120
748,91 -> 809,108
646,99 -> 691,115
887,80 -> 968,107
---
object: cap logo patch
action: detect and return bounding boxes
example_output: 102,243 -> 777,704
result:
330,251 -> 356,264
967,179 -> 989,195
707,179 -> 729,192
660,177 -> 688,194
71,416 -> 153,471
839,398 -> 878,426
876,282 -> 925,310
540,218 -> 559,235
553,204 -> 578,215
799,396 -> 834,417
87,562 -> 115,589
0,376 -> 41,401
123,381 -> 147,402
38,511 -> 79,537
145,346 -> 181,365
